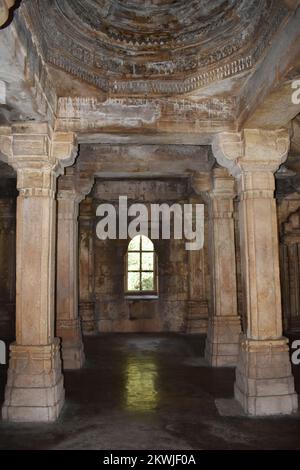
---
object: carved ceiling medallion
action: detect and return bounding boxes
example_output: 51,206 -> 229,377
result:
20,0 -> 288,97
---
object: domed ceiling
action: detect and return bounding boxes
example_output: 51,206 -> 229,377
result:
21,0 -> 287,96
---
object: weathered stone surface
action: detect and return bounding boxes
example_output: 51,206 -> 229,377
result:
20,0 -> 288,97
56,169 -> 94,369
0,0 -> 299,426
0,124 -> 76,422
234,338 -> 298,416
193,167 -> 241,366
2,339 -> 65,422
213,129 -> 298,415
79,197 -> 97,335
90,179 -> 208,334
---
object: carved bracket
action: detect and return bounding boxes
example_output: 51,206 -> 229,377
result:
212,129 -> 290,177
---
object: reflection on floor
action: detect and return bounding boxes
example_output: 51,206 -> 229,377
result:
125,356 -> 158,412
0,334 -> 300,450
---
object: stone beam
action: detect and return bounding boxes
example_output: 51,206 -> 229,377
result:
244,80 -> 300,130
78,144 -> 215,178
239,7 -> 300,129
76,131 -> 228,146
55,95 -> 236,143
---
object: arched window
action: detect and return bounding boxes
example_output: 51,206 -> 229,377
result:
125,235 -> 158,295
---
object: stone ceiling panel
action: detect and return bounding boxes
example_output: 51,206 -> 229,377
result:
20,0 -> 289,97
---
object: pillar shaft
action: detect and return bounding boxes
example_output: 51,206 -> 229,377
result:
200,168 -> 241,366
213,128 -> 298,415
16,170 -> 57,345
238,171 -> 282,339
56,189 -> 85,369
235,169 -> 297,415
0,123 -> 76,422
79,198 -> 97,335
186,195 -> 209,334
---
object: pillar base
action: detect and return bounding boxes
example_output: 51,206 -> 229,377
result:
205,316 -> 241,367
61,341 -> 85,370
79,302 -> 97,335
186,301 -> 209,334
234,336 -> 298,416
2,338 -> 65,422
57,319 -> 85,370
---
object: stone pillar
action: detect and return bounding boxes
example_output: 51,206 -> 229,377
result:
0,186 -> 16,340
213,128 -> 298,415
186,194 -> 209,334
79,197 -> 97,335
0,123 -> 76,422
193,169 -> 241,366
56,170 -> 94,369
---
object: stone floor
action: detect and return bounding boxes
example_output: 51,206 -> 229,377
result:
0,333 -> 300,450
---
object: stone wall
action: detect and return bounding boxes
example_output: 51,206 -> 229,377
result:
83,178 -> 210,334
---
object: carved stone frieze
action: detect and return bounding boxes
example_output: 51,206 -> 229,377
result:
19,0 -> 289,96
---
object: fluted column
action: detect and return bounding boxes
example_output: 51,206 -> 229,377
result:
56,170 -> 94,369
193,169 -> 241,366
213,128 -> 298,415
0,123 -> 77,422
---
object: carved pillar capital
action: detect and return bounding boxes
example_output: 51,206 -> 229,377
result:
0,124 -> 77,195
212,129 -> 290,178
191,171 -> 212,195
57,168 -> 94,204
210,167 -> 236,198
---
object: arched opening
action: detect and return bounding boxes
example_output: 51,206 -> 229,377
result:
125,235 -> 158,296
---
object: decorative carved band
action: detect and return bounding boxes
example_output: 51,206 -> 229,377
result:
21,0 -> 288,96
